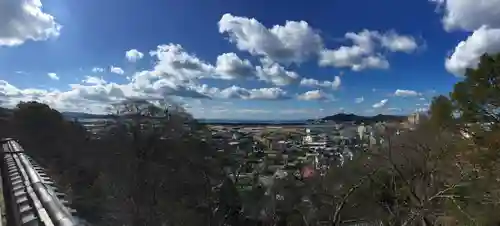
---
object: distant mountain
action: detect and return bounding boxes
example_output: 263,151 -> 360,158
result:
370,114 -> 407,122
62,112 -> 112,119
321,113 -> 406,124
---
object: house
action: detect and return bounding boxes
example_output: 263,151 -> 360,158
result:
408,112 -> 428,125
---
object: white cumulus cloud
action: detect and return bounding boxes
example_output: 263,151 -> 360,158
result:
129,70 -> 211,100
214,85 -> 289,100
149,43 -> 214,81
255,62 -> 299,86
432,0 -> 500,32
297,90 -> 333,101
380,31 -> 419,53
214,52 -> 254,79
0,79 -> 132,113
394,89 -> 420,97
431,0 -> 500,76
0,0 -> 62,46
110,66 -> 125,75
319,30 -> 418,71
218,13 -> 323,64
245,87 -> 289,100
82,76 -> 106,85
445,26 -> 500,76
299,76 -> 341,90
125,49 -> 144,62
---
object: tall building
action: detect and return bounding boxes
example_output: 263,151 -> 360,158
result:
357,125 -> 366,140
303,128 -> 313,144
408,112 -> 428,125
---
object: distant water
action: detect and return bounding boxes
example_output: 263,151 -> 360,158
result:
73,118 -> 308,125
73,118 -> 110,123
197,119 -> 308,124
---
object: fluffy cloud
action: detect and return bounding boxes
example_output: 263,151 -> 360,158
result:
319,30 -> 386,70
65,83 -> 127,103
127,66 -> 293,101
216,86 -> 289,100
218,14 -> 418,73
432,0 -> 500,76
245,87 -> 289,100
355,96 -> 364,103
299,76 -> 341,90
372,99 -> 388,108
0,80 -> 34,97
218,13 -> 323,64
445,26 -> 500,76
149,44 -> 214,81
0,38 -> 320,114
214,52 -> 254,79
255,62 -> 299,86
129,71 -> 210,100
0,0 -> 62,46
432,0 -> 500,32
125,49 -> 144,62
394,89 -> 420,97
297,90 -> 332,101
379,31 -> 419,53
128,71 -> 290,101
144,43 -> 304,84
319,30 -> 418,71
0,79 -> 128,113
320,48 -> 389,71
145,44 -> 303,85
216,86 -> 250,99
0,71 -> 217,113
0,80 -> 50,108
82,76 -> 106,85
47,73 -> 59,80
110,66 -> 125,75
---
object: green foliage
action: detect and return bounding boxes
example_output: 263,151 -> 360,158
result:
429,95 -> 454,129
442,52 -> 500,224
451,53 -> 500,125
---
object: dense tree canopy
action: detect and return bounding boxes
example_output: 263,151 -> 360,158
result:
451,54 -> 500,126
0,100 -> 242,225
429,95 -> 454,130
427,53 -> 500,225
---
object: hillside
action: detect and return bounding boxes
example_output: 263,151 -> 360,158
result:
321,113 -> 407,124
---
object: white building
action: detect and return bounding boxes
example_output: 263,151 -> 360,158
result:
408,112 -> 428,125
369,131 -> 379,147
357,125 -> 366,140
303,128 -> 319,144
303,137 -> 312,144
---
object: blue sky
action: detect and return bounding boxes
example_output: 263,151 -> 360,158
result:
0,0 -> 499,120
